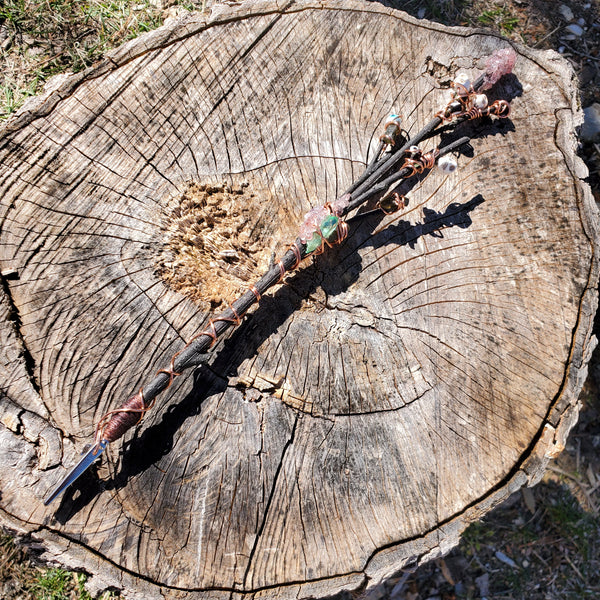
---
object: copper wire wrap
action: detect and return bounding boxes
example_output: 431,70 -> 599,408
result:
95,388 -> 152,444
290,242 -> 302,269
490,99 -> 510,118
277,260 -> 286,282
337,220 -> 349,243
402,147 -> 439,177
249,285 -> 261,301
420,149 -> 439,169
465,107 -> 484,120
156,354 -> 182,388
402,157 -> 425,176
377,193 -> 406,215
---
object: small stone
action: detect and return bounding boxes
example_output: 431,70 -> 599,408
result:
379,196 -> 401,214
319,215 -> 339,241
565,23 -> 584,36
299,205 -> 328,242
581,103 -> 600,143
305,231 -> 323,253
453,72 -> 471,92
559,4 -> 574,21
578,17 -> 586,26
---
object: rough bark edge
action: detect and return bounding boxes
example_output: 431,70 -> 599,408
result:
1,1 -> 598,598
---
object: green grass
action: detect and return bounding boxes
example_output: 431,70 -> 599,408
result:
477,7 -> 520,34
0,0 -> 191,119
30,568 -> 89,600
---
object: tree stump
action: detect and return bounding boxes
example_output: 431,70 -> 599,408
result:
0,1 -> 597,598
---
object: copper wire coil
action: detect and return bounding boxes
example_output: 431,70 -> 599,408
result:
336,220 -> 349,243
95,388 -> 152,444
420,150 -> 438,170
290,242 -> 302,269
466,107 -> 483,120
277,260 -> 286,282
156,359 -> 182,388
402,157 -> 425,176
491,99 -> 510,117
249,285 -> 261,301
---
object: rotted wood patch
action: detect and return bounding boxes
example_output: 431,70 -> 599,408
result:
157,181 -> 280,308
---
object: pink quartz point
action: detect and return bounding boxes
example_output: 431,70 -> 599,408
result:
299,205 -> 329,243
331,193 -> 350,216
480,47 -> 517,91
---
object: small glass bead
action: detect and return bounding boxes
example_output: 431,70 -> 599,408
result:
438,155 -> 458,174
319,215 -> 339,241
379,196 -> 400,213
305,231 -> 323,253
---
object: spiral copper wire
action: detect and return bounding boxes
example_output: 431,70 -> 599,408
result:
465,106 -> 484,120
490,99 -> 510,118
249,285 -> 261,302
95,388 -> 152,444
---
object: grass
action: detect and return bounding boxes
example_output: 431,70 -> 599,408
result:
1,531 -> 122,599
477,7 -> 521,34
0,0 -> 181,119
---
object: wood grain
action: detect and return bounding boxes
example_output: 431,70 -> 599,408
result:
0,1 -> 597,598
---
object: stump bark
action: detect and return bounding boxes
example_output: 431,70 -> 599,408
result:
0,1 -> 597,598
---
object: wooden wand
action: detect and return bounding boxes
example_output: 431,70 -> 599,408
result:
44,47 -> 516,505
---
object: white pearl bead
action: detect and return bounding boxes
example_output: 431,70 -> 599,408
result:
438,155 -> 458,174
473,94 -> 488,109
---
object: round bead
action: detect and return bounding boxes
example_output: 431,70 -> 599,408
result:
473,94 -> 488,109
438,155 -> 458,174
454,72 -> 471,89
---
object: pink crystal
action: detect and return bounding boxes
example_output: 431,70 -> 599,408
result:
481,47 -> 517,90
299,206 -> 328,242
331,193 -> 350,216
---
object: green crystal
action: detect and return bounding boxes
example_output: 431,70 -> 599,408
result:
305,231 -> 323,254
319,215 -> 339,241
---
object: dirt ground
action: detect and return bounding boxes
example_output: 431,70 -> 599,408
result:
1,0 -> 600,598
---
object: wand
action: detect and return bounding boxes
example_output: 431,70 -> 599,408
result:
44,47 -> 516,506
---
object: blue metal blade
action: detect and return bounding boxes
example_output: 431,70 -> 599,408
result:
44,440 -> 108,506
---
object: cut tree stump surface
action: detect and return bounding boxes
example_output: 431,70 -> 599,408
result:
0,1 -> 597,598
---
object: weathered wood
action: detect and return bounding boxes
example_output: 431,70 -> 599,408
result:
0,0 -> 597,597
